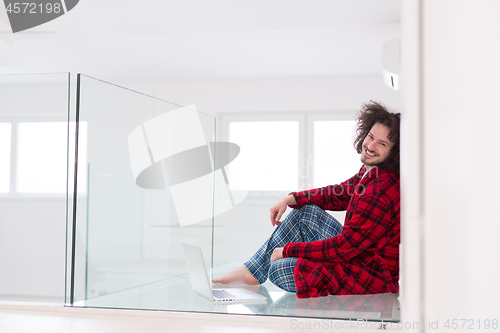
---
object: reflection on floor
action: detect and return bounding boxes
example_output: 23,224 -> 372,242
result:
74,270 -> 400,322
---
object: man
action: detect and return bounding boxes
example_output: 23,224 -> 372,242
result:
213,101 -> 400,298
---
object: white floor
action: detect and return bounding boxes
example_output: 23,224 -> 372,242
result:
77,277 -> 399,320
0,302 -> 394,333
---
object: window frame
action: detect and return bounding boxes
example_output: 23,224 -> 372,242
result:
218,110 -> 358,194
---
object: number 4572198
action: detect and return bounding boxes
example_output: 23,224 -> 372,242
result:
6,2 -> 62,14
444,319 -> 498,330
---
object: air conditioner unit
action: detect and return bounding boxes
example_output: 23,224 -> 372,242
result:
382,38 -> 401,91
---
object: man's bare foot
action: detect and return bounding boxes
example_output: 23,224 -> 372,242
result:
212,265 -> 259,285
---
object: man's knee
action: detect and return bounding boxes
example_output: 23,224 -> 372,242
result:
268,259 -> 297,292
300,204 -> 325,214
284,205 -> 324,222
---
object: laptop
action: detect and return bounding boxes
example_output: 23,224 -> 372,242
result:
182,243 -> 267,303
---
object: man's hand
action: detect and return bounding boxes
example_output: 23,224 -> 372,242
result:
271,247 -> 284,263
269,195 -> 296,226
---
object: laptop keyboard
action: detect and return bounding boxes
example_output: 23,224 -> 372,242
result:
213,289 -> 237,300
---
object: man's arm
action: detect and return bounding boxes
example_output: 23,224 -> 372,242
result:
269,168 -> 363,226
290,169 -> 363,212
282,194 -> 393,262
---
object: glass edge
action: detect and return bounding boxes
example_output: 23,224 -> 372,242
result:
69,74 -> 81,305
0,72 -> 71,77
210,118 -> 216,279
77,74 -> 211,117
64,72 -> 71,304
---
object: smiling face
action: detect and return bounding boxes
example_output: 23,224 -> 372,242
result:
360,122 -> 395,171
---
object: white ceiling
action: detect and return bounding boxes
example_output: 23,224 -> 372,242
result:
0,0 -> 401,81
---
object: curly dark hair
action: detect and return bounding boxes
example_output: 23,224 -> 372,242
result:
353,101 -> 401,175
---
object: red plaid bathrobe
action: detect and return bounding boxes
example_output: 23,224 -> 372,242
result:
283,165 -> 400,298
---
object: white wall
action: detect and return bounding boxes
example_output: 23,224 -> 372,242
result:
149,74 -> 401,116
400,0 -> 423,329
401,1 -> 500,331
423,0 -> 500,325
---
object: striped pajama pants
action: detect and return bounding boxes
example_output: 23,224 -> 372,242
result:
244,205 -> 343,292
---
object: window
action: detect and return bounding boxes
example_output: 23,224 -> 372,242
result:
18,122 -> 69,193
228,121 -> 299,191
0,120 -> 87,196
0,123 -> 12,193
313,120 -> 360,187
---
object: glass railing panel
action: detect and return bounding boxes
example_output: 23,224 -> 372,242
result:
0,73 -> 70,303
71,75 -> 215,307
